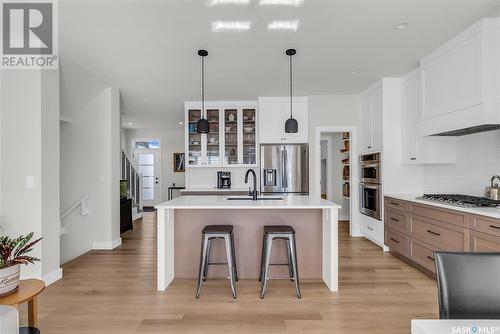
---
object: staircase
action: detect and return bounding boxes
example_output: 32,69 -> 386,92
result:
122,150 -> 143,220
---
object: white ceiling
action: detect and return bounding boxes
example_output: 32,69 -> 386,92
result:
59,0 -> 500,129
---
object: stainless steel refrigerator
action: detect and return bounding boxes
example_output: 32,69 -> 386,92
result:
260,144 -> 309,194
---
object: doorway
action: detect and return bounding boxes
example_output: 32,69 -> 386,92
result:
134,139 -> 162,207
315,127 -> 360,237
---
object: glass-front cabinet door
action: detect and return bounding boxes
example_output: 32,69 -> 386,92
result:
187,109 -> 202,166
186,103 -> 257,168
187,108 -> 221,166
224,109 -> 238,165
242,109 -> 256,165
222,108 -> 257,166
206,109 -> 220,166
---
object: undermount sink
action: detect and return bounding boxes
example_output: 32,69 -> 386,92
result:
226,197 -> 283,201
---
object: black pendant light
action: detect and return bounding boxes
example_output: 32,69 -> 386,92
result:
197,49 -> 210,134
285,48 -> 298,133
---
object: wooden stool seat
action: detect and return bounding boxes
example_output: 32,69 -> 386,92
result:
264,225 -> 295,234
202,225 -> 233,234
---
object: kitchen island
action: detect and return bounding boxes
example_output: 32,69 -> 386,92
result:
155,195 -> 341,292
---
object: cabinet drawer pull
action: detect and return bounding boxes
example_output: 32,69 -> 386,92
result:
390,202 -> 400,206
390,217 -> 400,222
411,158 -> 416,161
427,256 -> 435,261
390,238 -> 400,244
366,226 -> 374,231
489,225 -> 500,230
427,229 -> 441,236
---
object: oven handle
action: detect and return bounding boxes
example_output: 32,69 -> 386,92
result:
360,162 -> 380,168
360,183 -> 381,190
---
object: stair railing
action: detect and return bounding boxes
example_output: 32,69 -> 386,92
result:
60,194 -> 89,235
122,150 -> 143,213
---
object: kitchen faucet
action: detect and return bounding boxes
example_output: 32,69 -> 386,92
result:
245,169 -> 258,200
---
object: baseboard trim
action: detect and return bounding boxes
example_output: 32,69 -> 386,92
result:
92,237 -> 122,250
43,268 -> 63,286
362,234 -> 385,249
132,212 -> 143,221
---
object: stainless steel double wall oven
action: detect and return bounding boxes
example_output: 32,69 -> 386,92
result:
359,153 -> 382,220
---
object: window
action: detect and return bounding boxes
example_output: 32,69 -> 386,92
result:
135,140 -> 160,149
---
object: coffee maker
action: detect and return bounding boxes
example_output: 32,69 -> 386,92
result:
217,171 -> 231,189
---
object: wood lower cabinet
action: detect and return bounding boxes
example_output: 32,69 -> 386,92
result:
410,215 -> 468,251
410,239 -> 440,273
470,214 -> 500,238
384,196 -> 500,276
385,229 -> 409,256
385,209 -> 410,235
470,231 -> 500,252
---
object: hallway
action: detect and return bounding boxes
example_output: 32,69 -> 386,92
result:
33,214 -> 437,333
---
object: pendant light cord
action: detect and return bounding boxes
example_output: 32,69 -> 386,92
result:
201,55 -> 205,119
289,54 -> 293,119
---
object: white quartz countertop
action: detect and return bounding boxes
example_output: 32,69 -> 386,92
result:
155,195 -> 341,209
180,188 -> 249,193
386,194 -> 500,219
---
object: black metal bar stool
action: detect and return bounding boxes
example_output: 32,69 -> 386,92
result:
259,225 -> 301,299
195,225 -> 238,299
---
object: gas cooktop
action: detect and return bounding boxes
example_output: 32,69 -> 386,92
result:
419,194 -> 500,208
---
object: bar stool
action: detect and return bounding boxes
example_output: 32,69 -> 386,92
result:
259,225 -> 301,299
195,225 -> 238,299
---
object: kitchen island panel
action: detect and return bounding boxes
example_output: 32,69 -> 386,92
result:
174,209 -> 322,279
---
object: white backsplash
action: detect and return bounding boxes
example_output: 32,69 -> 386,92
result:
423,129 -> 500,196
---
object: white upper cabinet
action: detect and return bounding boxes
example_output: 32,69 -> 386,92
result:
359,84 -> 383,153
401,70 -> 455,164
258,97 -> 308,144
420,18 -> 500,136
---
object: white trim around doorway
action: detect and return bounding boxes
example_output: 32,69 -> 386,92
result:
314,126 -> 361,237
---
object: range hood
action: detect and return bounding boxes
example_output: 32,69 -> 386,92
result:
431,124 -> 500,137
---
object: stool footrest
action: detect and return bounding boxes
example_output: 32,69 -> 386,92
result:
265,277 -> 296,280
203,276 -> 232,280
207,262 -> 229,265
269,263 -> 290,266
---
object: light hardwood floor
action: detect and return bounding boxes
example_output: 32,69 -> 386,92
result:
30,213 -> 437,333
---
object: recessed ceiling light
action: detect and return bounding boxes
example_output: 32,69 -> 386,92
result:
128,122 -> 133,126
211,21 -> 251,32
179,122 -> 184,125
207,0 -> 250,5
394,22 -> 409,30
259,0 -> 304,6
268,20 -> 299,32
349,71 -> 358,75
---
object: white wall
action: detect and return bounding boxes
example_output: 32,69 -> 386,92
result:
60,58 -> 121,263
308,95 -> 360,197
126,128 -> 185,202
0,69 -> 61,283
423,130 -> 500,196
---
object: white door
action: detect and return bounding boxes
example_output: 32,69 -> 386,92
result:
136,149 -> 161,207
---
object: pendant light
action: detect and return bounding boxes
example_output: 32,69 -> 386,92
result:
285,48 -> 298,133
197,49 -> 210,134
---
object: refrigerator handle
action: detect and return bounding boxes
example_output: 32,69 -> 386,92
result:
283,148 -> 288,189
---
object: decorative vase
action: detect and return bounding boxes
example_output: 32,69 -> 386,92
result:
0,264 -> 20,297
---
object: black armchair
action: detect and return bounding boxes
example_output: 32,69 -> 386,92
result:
435,251 -> 500,319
